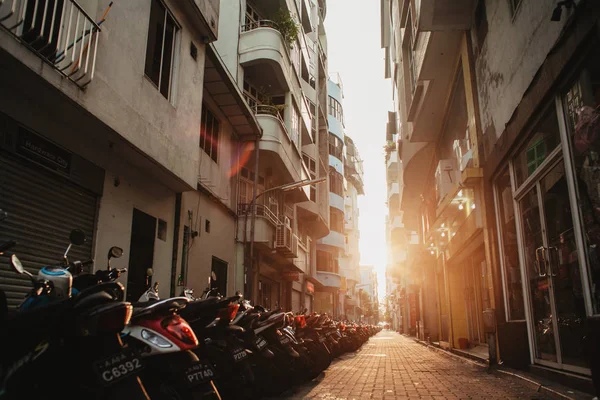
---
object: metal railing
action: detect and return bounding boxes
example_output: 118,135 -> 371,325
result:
238,203 -> 280,227
0,0 -> 102,89
241,19 -> 279,33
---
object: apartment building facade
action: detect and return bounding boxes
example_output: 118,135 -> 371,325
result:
383,0 -> 600,393
314,76 -> 345,315
0,0 -> 232,304
339,134 -> 364,321
213,0 -> 333,312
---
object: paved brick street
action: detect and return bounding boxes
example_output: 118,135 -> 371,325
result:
278,330 -> 552,400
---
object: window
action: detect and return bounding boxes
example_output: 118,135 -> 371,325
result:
405,14 -> 417,94
494,169 -> 525,320
328,96 -> 343,123
330,207 -> 344,233
245,4 -> 261,26
513,108 -> 560,186
328,133 -> 343,160
303,154 -> 317,202
200,105 -> 219,162
145,0 -> 179,100
238,167 -> 265,205
329,167 -> 343,197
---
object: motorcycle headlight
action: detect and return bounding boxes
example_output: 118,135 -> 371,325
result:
141,329 -> 173,348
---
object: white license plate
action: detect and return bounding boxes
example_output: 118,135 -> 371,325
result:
94,351 -> 143,386
232,347 -> 248,362
185,361 -> 216,387
256,336 -> 268,350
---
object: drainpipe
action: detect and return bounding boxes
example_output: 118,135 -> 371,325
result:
247,137 -> 260,304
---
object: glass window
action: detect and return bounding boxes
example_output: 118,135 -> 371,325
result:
200,105 -> 219,162
495,169 -> 525,320
562,57 -> 600,314
145,0 -> 178,100
514,108 -> 561,187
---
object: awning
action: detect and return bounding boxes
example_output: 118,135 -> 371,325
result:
204,44 -> 262,139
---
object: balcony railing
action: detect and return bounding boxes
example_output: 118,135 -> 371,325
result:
0,0 -> 101,89
237,203 -> 280,227
241,19 -> 279,32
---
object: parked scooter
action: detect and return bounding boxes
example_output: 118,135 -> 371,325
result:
0,229 -> 149,400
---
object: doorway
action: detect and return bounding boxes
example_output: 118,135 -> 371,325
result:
517,159 -> 588,370
127,209 -> 156,302
464,257 -> 484,345
210,257 -> 228,297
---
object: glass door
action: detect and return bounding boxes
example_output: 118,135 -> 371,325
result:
518,159 -> 588,369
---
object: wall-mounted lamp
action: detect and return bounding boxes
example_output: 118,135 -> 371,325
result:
457,190 -> 463,197
471,203 -> 476,210
458,202 -> 464,210
551,0 -> 575,22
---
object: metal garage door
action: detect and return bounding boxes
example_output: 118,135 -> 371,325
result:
0,152 -> 98,308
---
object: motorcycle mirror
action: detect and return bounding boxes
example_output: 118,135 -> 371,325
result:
69,229 -> 86,246
10,254 -> 34,281
146,268 -> 154,277
10,254 -> 25,274
108,246 -> 123,260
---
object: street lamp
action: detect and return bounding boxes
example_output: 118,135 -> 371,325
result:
245,176 -> 326,303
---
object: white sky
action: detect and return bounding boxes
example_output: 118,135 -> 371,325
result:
324,0 -> 393,300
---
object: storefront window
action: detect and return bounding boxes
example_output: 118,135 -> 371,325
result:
514,109 -> 561,187
495,169 -> 525,320
562,55 -> 600,314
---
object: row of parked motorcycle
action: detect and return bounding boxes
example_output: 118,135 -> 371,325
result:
0,225 -> 381,400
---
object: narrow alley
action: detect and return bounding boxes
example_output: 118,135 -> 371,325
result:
278,331 -> 553,400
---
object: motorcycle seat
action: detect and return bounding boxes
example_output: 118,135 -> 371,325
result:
131,297 -> 188,320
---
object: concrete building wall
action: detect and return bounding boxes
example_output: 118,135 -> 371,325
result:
474,1 -> 569,153
0,0 -> 210,188
180,191 -> 238,297
94,169 -> 176,297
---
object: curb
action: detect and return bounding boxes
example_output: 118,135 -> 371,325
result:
412,338 -> 589,400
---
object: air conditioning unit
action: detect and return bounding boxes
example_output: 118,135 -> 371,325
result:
435,159 -> 458,204
275,224 -> 296,257
290,234 -> 299,258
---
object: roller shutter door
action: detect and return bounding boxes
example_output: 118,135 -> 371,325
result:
0,152 -> 98,308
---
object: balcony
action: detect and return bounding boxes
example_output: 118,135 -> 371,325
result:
0,0 -> 102,89
316,271 -> 341,290
239,21 -> 293,94
418,0 -> 477,31
329,192 -> 344,212
252,106 -> 308,192
318,230 -> 345,250
237,203 -> 280,248
405,31 -> 462,142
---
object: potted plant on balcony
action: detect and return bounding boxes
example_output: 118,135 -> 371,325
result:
383,140 -> 396,153
273,8 -> 299,48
